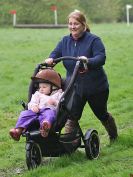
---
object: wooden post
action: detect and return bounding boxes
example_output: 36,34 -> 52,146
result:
126,4 -> 132,26
10,10 -> 17,27
51,5 -> 58,25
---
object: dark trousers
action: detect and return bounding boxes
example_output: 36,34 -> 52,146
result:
70,89 -> 109,122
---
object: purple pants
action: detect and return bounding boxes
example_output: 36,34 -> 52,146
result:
15,108 -> 56,129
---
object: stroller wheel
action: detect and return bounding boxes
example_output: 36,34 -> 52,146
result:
26,142 -> 42,170
84,129 -> 100,160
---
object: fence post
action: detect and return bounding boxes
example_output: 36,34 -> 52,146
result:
10,10 -> 17,27
126,4 -> 132,26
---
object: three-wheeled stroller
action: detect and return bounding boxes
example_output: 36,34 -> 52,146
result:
22,56 -> 100,170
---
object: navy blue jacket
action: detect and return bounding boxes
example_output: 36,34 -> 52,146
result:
49,31 -> 109,95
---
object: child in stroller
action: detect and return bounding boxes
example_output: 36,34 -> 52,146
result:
9,69 -> 63,140
10,57 -> 100,170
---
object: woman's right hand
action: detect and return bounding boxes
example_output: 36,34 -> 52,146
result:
44,58 -> 54,65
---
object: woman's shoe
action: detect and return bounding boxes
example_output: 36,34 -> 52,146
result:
64,119 -> 77,134
101,113 -> 118,142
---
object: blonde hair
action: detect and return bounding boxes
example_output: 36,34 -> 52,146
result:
68,10 -> 90,32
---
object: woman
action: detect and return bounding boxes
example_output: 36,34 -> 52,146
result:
44,10 -> 118,142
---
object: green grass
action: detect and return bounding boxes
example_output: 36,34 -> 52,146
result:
0,23 -> 133,177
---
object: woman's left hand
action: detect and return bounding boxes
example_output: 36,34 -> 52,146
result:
78,56 -> 88,63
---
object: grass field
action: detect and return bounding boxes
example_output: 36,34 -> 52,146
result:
0,23 -> 133,177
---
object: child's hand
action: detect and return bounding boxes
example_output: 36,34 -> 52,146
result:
31,105 -> 39,113
47,99 -> 57,106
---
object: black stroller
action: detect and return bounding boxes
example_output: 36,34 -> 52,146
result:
22,56 -> 100,170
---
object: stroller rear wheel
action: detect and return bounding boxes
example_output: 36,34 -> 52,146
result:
26,142 -> 42,170
84,129 -> 100,160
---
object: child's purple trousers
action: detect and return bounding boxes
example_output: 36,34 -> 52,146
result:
15,108 -> 56,129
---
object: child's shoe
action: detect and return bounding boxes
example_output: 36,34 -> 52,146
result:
40,121 -> 51,137
9,128 -> 21,141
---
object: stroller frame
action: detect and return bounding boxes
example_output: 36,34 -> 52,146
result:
22,57 -> 100,170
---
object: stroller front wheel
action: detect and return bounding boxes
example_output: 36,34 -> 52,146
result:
84,129 -> 100,160
26,142 -> 42,170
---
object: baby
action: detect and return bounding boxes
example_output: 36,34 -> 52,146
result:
9,69 -> 63,140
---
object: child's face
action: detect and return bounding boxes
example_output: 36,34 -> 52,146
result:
38,83 -> 51,95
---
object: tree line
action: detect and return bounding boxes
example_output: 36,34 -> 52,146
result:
0,0 -> 133,25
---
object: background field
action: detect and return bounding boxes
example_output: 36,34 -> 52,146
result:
0,23 -> 133,177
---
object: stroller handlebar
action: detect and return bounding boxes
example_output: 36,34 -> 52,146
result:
39,56 -> 79,68
54,56 -> 79,62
